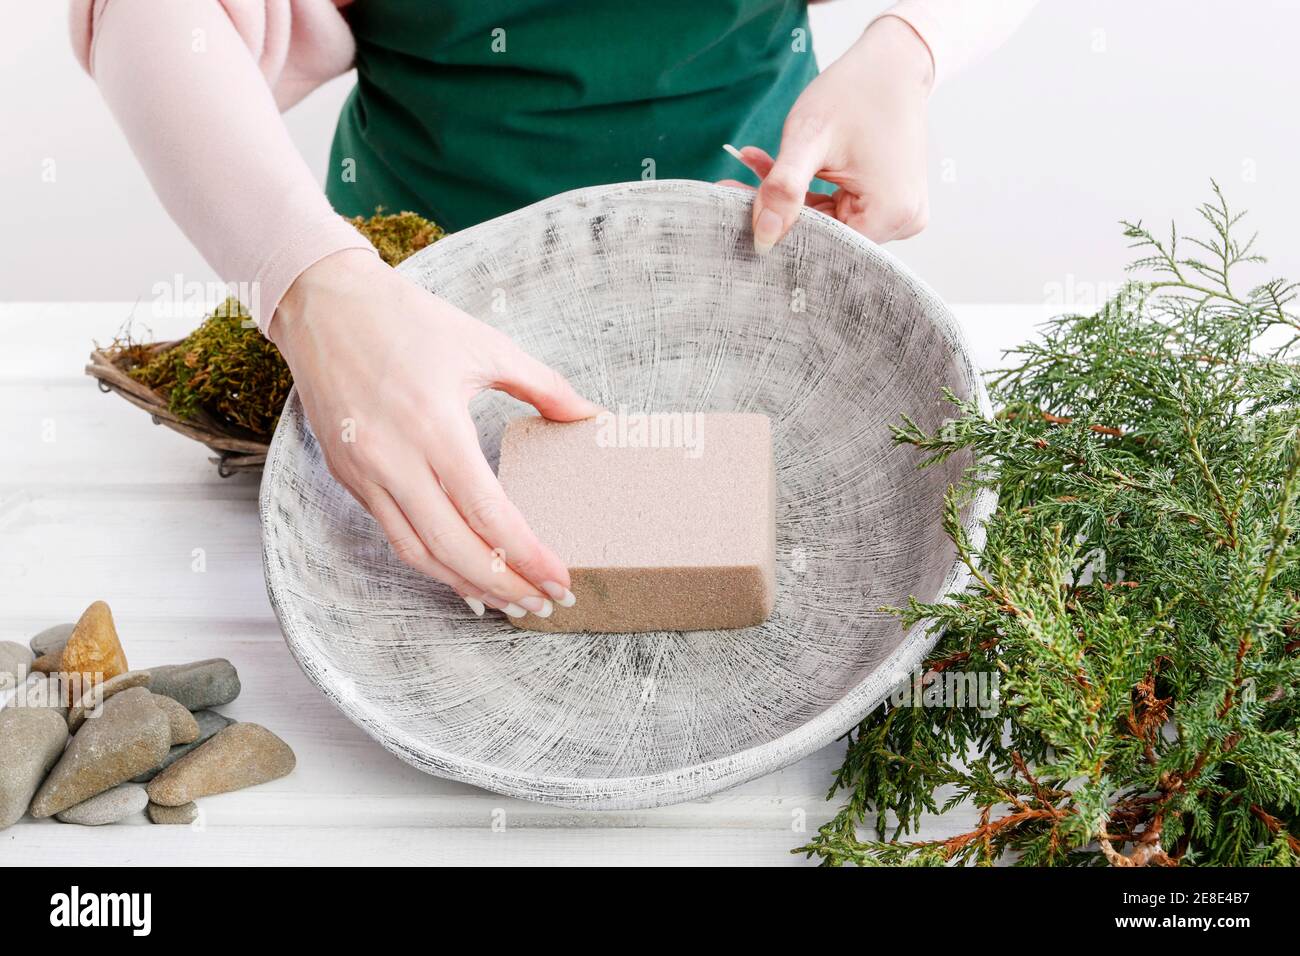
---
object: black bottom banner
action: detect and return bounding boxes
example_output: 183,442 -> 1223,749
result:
4,864 -> 1284,939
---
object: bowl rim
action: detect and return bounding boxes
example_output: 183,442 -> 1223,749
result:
260,178 -> 998,810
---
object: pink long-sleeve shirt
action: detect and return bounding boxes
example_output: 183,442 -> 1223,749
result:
69,0 -> 1036,336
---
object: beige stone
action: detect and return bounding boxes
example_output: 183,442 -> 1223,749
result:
147,800 -> 198,825
147,723 -> 295,806
29,687 -> 170,818
151,693 -> 200,745
0,708 -> 68,828
30,653 -> 62,674
61,601 -> 130,698
67,670 -> 152,732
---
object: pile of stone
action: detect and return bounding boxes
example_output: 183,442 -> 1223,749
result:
0,601 -> 295,828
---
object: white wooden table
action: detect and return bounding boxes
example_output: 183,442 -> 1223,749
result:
0,301 -> 1054,866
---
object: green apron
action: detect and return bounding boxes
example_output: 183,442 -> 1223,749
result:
327,0 -> 819,231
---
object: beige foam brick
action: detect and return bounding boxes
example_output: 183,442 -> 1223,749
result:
498,413 -> 777,633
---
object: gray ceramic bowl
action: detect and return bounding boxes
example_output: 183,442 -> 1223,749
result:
260,180 -> 994,809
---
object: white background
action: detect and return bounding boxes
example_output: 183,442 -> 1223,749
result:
4,0 -> 1299,307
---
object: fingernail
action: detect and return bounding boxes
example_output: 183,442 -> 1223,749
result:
500,602 -> 527,619
722,143 -> 745,164
541,581 -> 577,607
753,208 -> 782,254
518,595 -> 553,618
463,596 -> 485,616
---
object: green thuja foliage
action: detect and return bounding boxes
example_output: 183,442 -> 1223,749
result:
130,210 -> 443,441
800,184 -> 1300,867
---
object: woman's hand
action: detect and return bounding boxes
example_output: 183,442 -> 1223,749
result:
271,249 -> 597,619
721,16 -> 934,251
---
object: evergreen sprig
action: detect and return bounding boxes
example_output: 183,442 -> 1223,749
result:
799,183 -> 1300,866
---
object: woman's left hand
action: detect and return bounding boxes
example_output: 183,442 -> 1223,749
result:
721,15 -> 935,251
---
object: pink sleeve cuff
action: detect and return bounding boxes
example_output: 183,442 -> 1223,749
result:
252,217 -> 377,335
870,1 -> 1038,88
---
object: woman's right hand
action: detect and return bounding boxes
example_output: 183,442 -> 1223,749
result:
271,249 -> 597,620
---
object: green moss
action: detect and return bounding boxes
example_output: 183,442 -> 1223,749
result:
348,209 -> 444,267
128,210 -> 443,442
133,298 -> 292,437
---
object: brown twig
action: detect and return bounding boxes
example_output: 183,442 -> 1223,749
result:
1250,805 -> 1300,853
929,638 -> 1000,673
1099,818 -> 1176,867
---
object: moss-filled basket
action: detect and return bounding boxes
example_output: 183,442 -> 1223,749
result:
85,212 -> 443,476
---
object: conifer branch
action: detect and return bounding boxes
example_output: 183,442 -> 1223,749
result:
798,184 -> 1300,867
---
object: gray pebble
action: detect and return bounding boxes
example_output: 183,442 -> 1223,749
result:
0,707 -> 69,828
29,687 -> 171,818
28,622 -> 74,658
55,783 -> 148,826
148,659 -> 240,711
152,693 -> 200,744
147,801 -> 198,825
67,670 -> 153,732
12,675 -> 69,721
131,710 -> 234,783
0,641 -> 35,690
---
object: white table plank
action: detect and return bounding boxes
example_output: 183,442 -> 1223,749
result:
5,825 -> 824,866
0,302 -> 215,382
1,494 -> 267,621
0,382 -> 262,489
